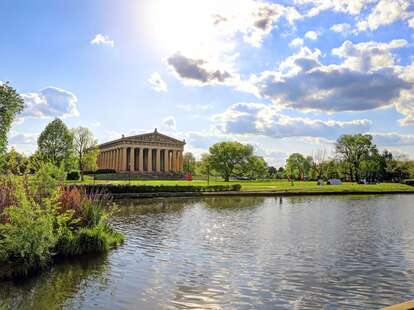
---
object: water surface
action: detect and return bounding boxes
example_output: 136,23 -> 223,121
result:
2,195 -> 414,309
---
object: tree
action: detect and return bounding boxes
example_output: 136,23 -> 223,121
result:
268,166 -> 277,178
335,134 -> 376,182
183,152 -> 196,174
0,82 -> 24,169
237,156 -> 268,179
311,149 -> 327,180
2,148 -> 29,175
37,118 -> 74,168
285,153 -> 311,181
208,142 -> 253,181
72,127 -> 98,181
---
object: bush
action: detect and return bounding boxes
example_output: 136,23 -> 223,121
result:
404,179 -> 414,186
65,184 -> 242,194
0,190 -> 63,278
94,169 -> 117,174
67,171 -> 80,181
0,175 -> 124,280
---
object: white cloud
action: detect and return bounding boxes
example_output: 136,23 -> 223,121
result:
332,39 -> 407,72
162,116 -> 176,130
148,72 -> 168,92
250,42 -> 411,113
90,34 -> 115,47
289,37 -> 304,48
20,87 -> 79,120
330,23 -> 352,33
295,0 -> 375,16
7,131 -> 38,154
357,0 -> 413,31
214,102 -> 371,139
305,30 -> 319,40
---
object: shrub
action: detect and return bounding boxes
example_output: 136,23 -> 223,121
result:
404,179 -> 414,186
65,184 -> 242,194
0,176 -> 18,224
0,192 -> 63,278
30,162 -> 66,201
95,169 -> 117,174
67,171 -> 80,181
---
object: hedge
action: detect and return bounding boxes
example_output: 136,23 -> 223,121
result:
404,180 -> 414,186
66,171 -> 80,181
65,184 -> 242,194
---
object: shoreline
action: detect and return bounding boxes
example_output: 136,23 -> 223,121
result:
111,190 -> 414,200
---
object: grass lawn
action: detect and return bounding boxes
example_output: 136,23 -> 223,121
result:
68,177 -> 414,193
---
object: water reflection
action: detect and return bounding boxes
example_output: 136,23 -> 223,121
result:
0,254 -> 108,310
1,195 -> 414,309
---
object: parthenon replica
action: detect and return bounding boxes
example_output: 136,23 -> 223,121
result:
97,129 -> 185,177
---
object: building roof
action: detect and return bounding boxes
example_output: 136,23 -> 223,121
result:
98,128 -> 186,149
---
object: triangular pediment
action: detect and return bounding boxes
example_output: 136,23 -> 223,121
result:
127,132 -> 184,145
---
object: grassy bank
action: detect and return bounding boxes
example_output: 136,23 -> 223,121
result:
0,165 -> 124,280
68,177 -> 414,194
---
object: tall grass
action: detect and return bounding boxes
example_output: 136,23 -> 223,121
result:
0,166 -> 124,280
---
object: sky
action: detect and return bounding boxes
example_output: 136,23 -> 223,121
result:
1,0 -> 414,167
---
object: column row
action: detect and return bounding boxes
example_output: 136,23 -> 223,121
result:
98,147 -> 184,173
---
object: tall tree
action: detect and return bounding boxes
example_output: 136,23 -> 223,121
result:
0,82 -> 24,169
237,156 -> 268,179
335,134 -> 376,182
208,142 -> 253,181
183,152 -> 196,174
72,127 -> 98,180
285,153 -> 311,181
37,118 -> 73,168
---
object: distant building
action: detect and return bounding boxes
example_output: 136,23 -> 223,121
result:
97,129 -> 185,176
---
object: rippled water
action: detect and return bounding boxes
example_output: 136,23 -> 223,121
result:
2,195 -> 414,309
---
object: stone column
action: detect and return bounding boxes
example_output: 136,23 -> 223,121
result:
172,149 -> 176,172
121,147 -> 127,171
148,148 -> 152,172
115,149 -> 119,172
138,147 -> 143,172
180,151 -> 184,172
164,149 -> 169,172
130,148 -> 135,172
156,148 -> 161,172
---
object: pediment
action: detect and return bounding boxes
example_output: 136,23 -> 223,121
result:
127,132 -> 185,145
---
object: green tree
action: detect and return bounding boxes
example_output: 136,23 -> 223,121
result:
72,127 -> 98,181
335,134 -> 376,182
285,153 -> 311,181
3,148 -> 29,175
183,152 -> 196,174
208,142 -> 253,181
37,118 -> 73,168
237,156 -> 268,179
0,82 -> 24,169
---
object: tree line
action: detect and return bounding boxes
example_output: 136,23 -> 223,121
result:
1,82 -> 413,183
183,136 -> 414,183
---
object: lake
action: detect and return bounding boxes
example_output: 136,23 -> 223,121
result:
1,195 -> 414,309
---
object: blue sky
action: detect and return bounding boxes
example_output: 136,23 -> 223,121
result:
2,0 -> 414,166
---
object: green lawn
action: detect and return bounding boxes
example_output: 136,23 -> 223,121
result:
68,177 -> 414,193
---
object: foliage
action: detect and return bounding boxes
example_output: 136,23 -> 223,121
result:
37,118 -> 74,168
183,152 -> 196,174
67,170 -> 80,181
0,178 -> 67,278
335,134 -> 377,182
30,162 -> 66,201
286,153 -> 312,181
0,82 -> 24,169
236,155 -> 268,179
1,148 -> 29,175
208,142 -> 253,182
66,183 -> 242,194
0,175 -> 124,280
72,127 -> 98,181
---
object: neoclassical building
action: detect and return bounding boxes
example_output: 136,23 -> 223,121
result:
97,129 -> 185,175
